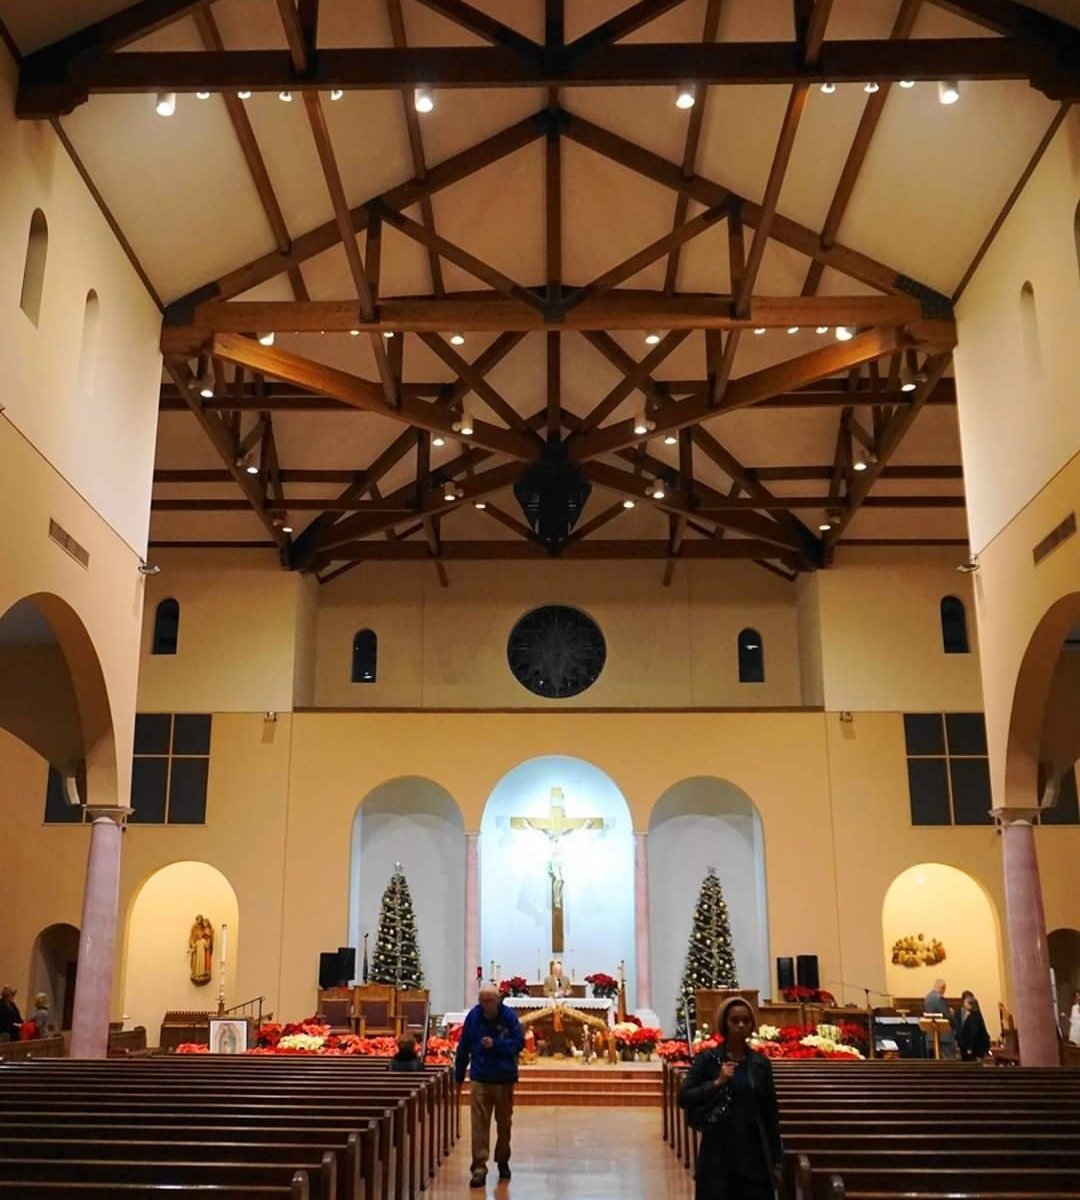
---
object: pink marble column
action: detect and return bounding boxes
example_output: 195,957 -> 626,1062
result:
464,831 -> 480,1005
70,806 -> 128,1059
634,831 -> 652,1011
997,810 -> 1059,1067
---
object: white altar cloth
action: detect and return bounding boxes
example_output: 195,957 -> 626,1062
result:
441,995 -> 616,1028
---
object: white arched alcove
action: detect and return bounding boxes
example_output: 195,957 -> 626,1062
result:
649,778 -> 769,1036
123,861 -> 239,1042
29,922 -> 80,1031
349,777 -> 465,1014
481,756 -> 634,997
882,863 -> 1003,1022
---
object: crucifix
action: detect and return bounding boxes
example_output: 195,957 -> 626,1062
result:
510,787 -> 604,953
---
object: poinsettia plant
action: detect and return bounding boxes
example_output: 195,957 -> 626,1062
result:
498,976 -> 530,998
177,1018 -> 452,1062
585,972 -> 619,999
631,1026 -> 662,1052
781,987 -> 837,1004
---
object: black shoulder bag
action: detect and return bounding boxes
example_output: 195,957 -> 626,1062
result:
686,1050 -> 734,1132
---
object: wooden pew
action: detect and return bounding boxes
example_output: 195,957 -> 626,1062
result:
0,1035 -> 64,1060
0,1179 -> 310,1200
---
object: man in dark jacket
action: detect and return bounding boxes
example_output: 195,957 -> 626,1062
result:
389,1034 -> 425,1072
454,984 -> 524,1188
0,989 -> 22,1042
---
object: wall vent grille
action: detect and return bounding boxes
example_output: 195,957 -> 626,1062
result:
1032,512 -> 1076,566
48,519 -> 90,569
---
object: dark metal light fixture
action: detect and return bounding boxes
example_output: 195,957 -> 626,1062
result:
513,438 -> 591,552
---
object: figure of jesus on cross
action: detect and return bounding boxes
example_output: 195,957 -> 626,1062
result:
510,787 -> 603,953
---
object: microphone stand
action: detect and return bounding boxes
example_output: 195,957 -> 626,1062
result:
827,982 -> 892,1060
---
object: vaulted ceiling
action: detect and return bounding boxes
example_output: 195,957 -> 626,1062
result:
4,0 -> 1076,583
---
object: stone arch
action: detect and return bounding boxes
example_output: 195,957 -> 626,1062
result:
882,862 -> 1004,1028
28,922 -> 80,1032
649,778 -> 768,1035
481,756 -> 633,999
122,861 -> 240,1044
349,777 -> 464,1012
0,593 -> 117,809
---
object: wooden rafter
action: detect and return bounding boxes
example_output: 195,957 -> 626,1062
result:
411,0 -> 543,60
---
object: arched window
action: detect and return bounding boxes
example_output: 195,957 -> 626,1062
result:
940,596 -> 969,655
1019,280 -> 1042,376
737,628 -> 765,683
19,209 -> 48,325
152,599 -> 180,656
78,290 -> 101,394
352,629 -> 377,683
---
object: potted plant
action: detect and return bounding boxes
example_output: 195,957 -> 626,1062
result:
584,972 -> 619,1000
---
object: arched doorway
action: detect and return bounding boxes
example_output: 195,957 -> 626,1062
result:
123,862 -> 239,1044
481,757 -> 633,997
649,779 -> 768,1036
882,863 -> 1004,1026
1049,928 -> 1080,1038
349,778 -> 464,1013
29,923 -> 80,1032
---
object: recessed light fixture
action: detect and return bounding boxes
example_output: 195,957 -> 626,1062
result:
646,481 -> 666,500
349,329 -> 360,337
938,80 -> 960,105
899,79 -> 915,89
450,333 -> 465,346
818,521 -> 832,532
753,327 -> 766,335
864,81 -> 880,94
443,483 -> 464,502
622,498 -> 636,509
853,454 -> 869,472
820,81 -> 836,94
644,331 -> 661,345
257,332 -> 275,347
432,434 -> 446,448
675,84 -> 696,109
473,500 -> 487,510
787,326 -> 800,335
414,85 -> 435,113
835,326 -> 853,342
330,89 -> 344,101
155,91 -> 177,117
278,90 -> 293,102
245,462 -> 260,476
382,330 -> 395,339
197,364 -> 214,399
282,524 -> 293,534
238,90 -> 252,100
816,326 -> 829,335
196,91 -> 210,100
663,434 -> 678,446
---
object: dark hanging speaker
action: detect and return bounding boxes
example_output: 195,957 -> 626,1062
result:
796,954 -> 820,990
337,947 -> 356,982
776,957 -> 795,991
319,951 -> 343,989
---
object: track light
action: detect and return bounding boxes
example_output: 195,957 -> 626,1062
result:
753,327 -> 766,335
816,326 -> 829,335
864,81 -> 880,94
622,498 -> 636,509
938,80 -> 960,105
443,483 -> 464,502
473,500 -> 487,510
899,80 -> 915,89
853,454 -> 868,473
278,90 -> 293,102
633,409 -> 655,436
349,329 -> 360,337
675,84 -> 696,109
644,331 -> 661,345
835,326 -> 853,342
820,81 -> 836,94
238,90 -> 252,100
383,330 -> 395,339
449,333 -> 465,346
282,524 -> 293,534
663,434 -> 678,446
197,363 -> 214,399
899,365 -> 918,393
245,462 -> 259,476
330,89 -> 344,101
258,332 -> 275,347
196,91 -> 211,100
414,86 -> 435,113
432,434 -> 446,448
452,410 -> 474,437
646,480 -> 666,501
787,326 -> 800,335
155,92 -> 177,117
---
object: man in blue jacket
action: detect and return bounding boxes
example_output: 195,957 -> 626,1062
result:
455,984 -> 524,1188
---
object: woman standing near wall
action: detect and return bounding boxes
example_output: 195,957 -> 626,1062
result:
678,997 -> 783,1200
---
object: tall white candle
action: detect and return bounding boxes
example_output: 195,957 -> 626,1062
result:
220,923 -> 228,969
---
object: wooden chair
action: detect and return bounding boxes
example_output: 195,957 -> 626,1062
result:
396,991 -> 430,1038
353,984 -> 401,1038
316,996 -> 354,1035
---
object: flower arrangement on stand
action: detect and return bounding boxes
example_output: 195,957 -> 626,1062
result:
498,976 -> 530,998
584,972 -> 619,1000
654,1020 -> 865,1063
177,1019 -> 454,1063
781,986 -> 836,1005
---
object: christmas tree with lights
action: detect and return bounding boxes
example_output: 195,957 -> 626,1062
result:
370,863 -> 425,990
676,867 -> 738,1037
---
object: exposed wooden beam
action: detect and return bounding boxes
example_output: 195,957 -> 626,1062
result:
546,332 -> 562,438
567,0 -> 695,57
418,332 -> 538,439
23,38 -> 1071,119
576,329 -> 690,434
410,0 -> 543,58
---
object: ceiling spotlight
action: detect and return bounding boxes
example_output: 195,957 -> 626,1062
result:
414,85 -> 435,113
257,331 -> 275,347
449,333 -> 465,346
382,330 -> 395,339
835,326 -> 853,342
473,500 -> 487,510
853,453 -> 869,472
238,90 -> 252,100
787,326 -> 800,335
938,80 -> 960,105
281,524 -> 293,534
196,91 -> 211,100
753,327 -> 766,336
820,81 -> 836,94
443,483 -> 464,502
675,84 -> 696,109
829,513 -> 841,526
644,331 -> 662,345
432,433 -> 446,448
452,415 -> 474,437
899,79 -> 915,89
330,88 -> 344,101
349,329 -> 360,337
155,91 -> 177,117
646,481 -> 666,501
278,90 -> 293,102
819,521 -> 832,532
622,498 -> 636,509
633,414 -> 656,436
899,365 -> 918,393
864,81 -> 880,94
197,364 -> 214,399
245,461 -> 259,476
663,433 -> 678,446
816,325 -> 829,335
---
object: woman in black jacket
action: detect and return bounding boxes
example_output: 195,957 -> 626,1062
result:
956,992 -> 991,1061
678,997 -> 784,1200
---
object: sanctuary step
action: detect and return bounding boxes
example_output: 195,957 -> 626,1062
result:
461,1064 -> 662,1107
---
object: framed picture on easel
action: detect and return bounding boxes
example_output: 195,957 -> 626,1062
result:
208,1017 -> 247,1054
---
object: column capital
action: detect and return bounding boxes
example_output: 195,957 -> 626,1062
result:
633,829 -> 648,841
85,805 -> 132,827
991,807 -> 1038,827
465,829 -> 480,841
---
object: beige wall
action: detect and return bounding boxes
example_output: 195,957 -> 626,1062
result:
954,111 -> 1080,555
0,47 -> 161,555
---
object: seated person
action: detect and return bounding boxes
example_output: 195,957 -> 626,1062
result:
30,993 -> 51,1038
543,960 -> 571,999
389,1034 -> 425,1072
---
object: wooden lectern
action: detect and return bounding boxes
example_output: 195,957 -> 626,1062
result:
694,989 -> 760,1033
918,1014 -> 953,1060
